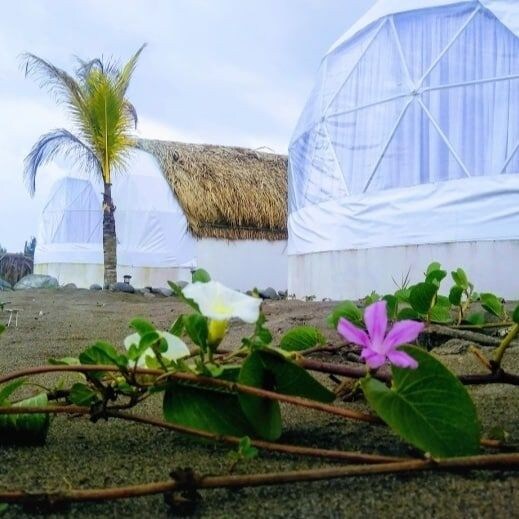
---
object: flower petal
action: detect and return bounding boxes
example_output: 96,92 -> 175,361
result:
363,301 -> 388,350
386,349 -> 418,369
337,318 -> 370,347
183,281 -> 261,323
123,332 -> 140,351
382,320 -> 425,351
161,331 -> 190,360
361,348 -> 386,369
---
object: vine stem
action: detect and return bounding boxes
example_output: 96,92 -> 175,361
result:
0,365 -> 379,424
0,454 -> 518,505
426,324 -> 501,346
0,405 -> 400,464
0,405 -> 508,452
493,324 -> 519,368
298,358 -> 519,386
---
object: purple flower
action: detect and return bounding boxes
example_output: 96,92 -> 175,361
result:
337,301 -> 424,370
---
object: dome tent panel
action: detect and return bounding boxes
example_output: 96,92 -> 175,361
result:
288,0 -> 519,300
366,98 -> 468,192
35,177 -> 103,266
325,96 -> 411,195
392,3 -> 477,83
112,149 -> 196,270
325,18 -> 411,119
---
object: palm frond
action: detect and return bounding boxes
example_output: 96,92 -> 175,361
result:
75,57 -> 105,79
24,129 -> 102,196
21,53 -> 84,109
115,44 -> 147,95
124,101 -> 138,129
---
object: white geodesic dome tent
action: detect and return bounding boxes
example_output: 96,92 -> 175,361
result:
288,0 -> 519,300
34,151 -> 196,287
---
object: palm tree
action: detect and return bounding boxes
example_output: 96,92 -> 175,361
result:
23,45 -> 146,287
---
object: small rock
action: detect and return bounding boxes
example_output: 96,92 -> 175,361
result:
259,287 -> 280,300
62,283 -> 77,290
89,284 -> 103,291
14,274 -> 59,290
434,339 -> 472,355
143,292 -> 155,299
277,290 -> 288,299
143,286 -> 153,294
110,282 -> 135,294
0,278 -> 12,291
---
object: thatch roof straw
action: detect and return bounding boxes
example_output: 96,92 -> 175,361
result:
135,139 -> 288,241
0,254 -> 33,286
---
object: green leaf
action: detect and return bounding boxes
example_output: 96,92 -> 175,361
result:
513,305 -> 519,324
425,269 -> 447,287
79,341 -> 128,376
183,314 -> 208,351
326,301 -> 363,328
238,351 -> 282,440
383,295 -> 399,321
0,324 -> 5,335
394,288 -> 411,304
409,283 -> 438,314
69,383 -> 99,406
429,304 -> 453,324
451,268 -> 469,290
465,312 -> 485,326
238,436 -> 258,460
0,503 -> 8,514
130,318 -> 156,335
363,291 -> 381,306
0,379 -> 25,404
449,286 -> 464,306
426,262 -> 442,275
480,293 -> 504,319
259,350 -> 335,403
0,393 -> 51,445
238,350 -> 334,440
436,295 -> 451,308
361,346 -> 480,458
191,269 -> 211,283
279,326 -> 326,352
170,315 -> 185,336
396,307 -> 422,321
163,381 -> 253,437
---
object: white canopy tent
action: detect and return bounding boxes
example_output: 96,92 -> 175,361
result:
35,151 -> 196,287
288,0 -> 519,299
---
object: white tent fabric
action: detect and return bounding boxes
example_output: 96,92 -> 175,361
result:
288,0 -> 519,256
35,151 -> 196,270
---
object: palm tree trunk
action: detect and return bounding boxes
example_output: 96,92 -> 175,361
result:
102,182 -> 117,287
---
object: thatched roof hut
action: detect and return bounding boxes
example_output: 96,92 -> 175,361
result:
135,139 -> 288,241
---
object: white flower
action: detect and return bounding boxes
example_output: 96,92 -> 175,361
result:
124,331 -> 190,367
182,281 -> 261,323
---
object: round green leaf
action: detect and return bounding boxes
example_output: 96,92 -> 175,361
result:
326,301 -> 363,328
238,351 -> 282,440
409,283 -> 438,314
191,269 -> 211,283
361,346 -> 480,458
279,326 -> 326,352
163,382 -> 253,437
449,286 -> 463,306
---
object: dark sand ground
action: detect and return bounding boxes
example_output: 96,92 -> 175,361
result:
0,288 -> 518,518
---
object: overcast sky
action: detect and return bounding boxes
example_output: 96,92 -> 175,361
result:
0,0 -> 375,251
